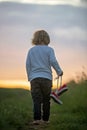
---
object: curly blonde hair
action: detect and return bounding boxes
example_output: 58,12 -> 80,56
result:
32,30 -> 50,45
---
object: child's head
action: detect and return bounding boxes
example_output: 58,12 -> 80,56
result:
32,30 -> 50,45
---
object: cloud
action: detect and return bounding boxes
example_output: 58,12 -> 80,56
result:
0,2 -> 87,51
0,2 -> 87,29
53,27 -> 87,42
0,0 -> 87,7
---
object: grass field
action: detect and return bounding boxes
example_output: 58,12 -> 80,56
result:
0,80 -> 87,130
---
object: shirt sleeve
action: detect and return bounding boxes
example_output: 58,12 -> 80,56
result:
26,51 -> 31,81
49,48 -> 63,76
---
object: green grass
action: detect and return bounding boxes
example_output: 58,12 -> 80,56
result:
0,80 -> 87,130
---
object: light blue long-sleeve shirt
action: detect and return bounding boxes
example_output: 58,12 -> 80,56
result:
26,45 -> 63,81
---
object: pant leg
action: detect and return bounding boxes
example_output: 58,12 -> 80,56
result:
30,78 -> 42,120
41,79 -> 52,121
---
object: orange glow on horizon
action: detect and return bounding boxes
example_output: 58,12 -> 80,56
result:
0,80 -> 57,90
0,78 -> 71,90
0,80 -> 30,90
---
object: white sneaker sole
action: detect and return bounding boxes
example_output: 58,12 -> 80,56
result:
50,94 -> 63,105
58,87 -> 68,96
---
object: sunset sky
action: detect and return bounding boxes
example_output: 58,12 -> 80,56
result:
0,0 -> 87,88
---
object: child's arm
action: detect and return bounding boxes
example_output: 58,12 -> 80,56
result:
26,51 -> 31,81
49,48 -> 63,76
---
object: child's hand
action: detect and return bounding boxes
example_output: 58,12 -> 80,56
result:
54,72 -> 63,80
59,71 -> 63,76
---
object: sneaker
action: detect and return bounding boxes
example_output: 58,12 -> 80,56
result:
32,120 -> 41,125
42,120 -> 50,124
50,92 -> 63,105
58,84 -> 68,96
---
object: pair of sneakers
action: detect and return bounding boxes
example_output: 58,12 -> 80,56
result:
33,120 -> 49,125
50,84 -> 68,105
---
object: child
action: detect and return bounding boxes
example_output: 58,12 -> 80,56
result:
26,30 -> 63,125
